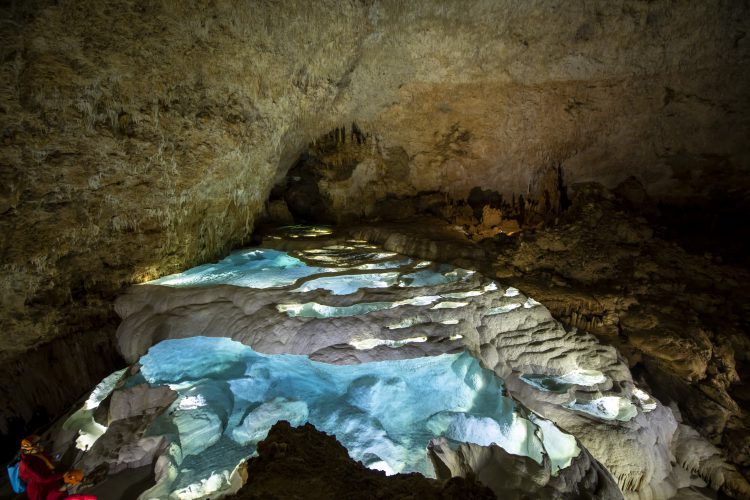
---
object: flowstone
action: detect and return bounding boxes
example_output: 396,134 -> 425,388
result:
136,337 -> 588,498
65,229 -> 743,498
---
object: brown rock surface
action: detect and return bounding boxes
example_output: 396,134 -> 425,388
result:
2,0 -> 748,349
1,0 -> 749,482
232,420 -> 496,500
343,183 -> 750,489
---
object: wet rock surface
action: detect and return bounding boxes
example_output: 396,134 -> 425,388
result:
428,436 -> 621,500
340,183 -> 750,492
4,187 -> 747,499
103,223 -> 744,498
109,241 -> 634,497
0,2 -> 748,496
2,1 -> 749,445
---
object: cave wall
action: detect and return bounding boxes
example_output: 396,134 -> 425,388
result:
1,0 -> 748,443
292,1 -> 750,220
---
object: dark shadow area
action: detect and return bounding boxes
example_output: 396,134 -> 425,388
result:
656,202 -> 750,267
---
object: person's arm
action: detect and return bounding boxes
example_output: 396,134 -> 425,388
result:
19,459 -> 65,485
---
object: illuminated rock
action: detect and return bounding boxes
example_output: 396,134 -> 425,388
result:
108,384 -> 177,423
105,238 -> 748,498
149,248 -> 332,289
86,337 -> 591,498
3,7 -> 748,483
428,433 -> 621,499
76,417 -> 167,475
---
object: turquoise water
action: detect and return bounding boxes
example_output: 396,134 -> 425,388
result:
138,337 -> 578,493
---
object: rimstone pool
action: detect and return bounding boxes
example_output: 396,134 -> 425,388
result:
64,228 -> 690,499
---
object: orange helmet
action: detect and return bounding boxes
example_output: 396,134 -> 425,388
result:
20,435 -> 41,454
63,469 -> 84,485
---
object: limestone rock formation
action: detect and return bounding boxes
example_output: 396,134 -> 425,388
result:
77,417 -> 167,475
2,1 -> 749,453
98,231 -> 745,498
108,384 -> 177,424
68,373 -> 175,476
343,183 -> 750,491
1,2 -> 749,498
48,234 -> 616,498
428,436 -> 622,499
64,332 -> 613,499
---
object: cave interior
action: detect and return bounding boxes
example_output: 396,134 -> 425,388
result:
1,1 -> 749,499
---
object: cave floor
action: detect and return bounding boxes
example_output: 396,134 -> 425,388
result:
257,188 -> 750,486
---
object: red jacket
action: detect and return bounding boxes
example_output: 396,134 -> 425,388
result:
18,453 -> 66,500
